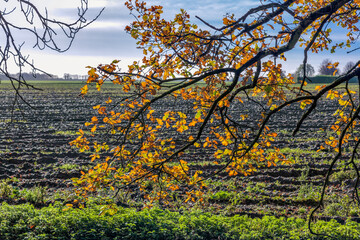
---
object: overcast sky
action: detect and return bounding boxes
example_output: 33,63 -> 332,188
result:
8,0 -> 359,77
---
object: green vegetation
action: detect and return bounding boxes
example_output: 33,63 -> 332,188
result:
209,191 -> 236,202
280,147 -> 318,155
0,180 -> 48,205
53,131 -> 86,136
298,166 -> 310,181
0,203 -> 360,240
58,163 -> 80,171
330,169 -> 357,182
297,183 -> 320,201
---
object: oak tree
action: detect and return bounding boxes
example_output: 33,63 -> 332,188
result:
72,0 -> 360,236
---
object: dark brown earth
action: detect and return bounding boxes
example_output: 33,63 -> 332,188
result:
0,81 -> 358,220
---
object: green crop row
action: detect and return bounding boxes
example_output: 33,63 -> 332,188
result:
0,202 -> 360,240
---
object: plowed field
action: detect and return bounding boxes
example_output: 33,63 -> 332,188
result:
0,80 -> 359,221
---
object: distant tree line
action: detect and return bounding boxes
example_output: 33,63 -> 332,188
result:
294,59 -> 357,82
0,72 -> 88,81
63,73 -> 88,80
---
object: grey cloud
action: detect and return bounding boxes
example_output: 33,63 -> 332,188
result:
66,28 -> 140,57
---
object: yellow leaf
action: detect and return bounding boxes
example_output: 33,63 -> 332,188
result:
338,99 -> 347,106
156,118 -> 163,126
106,98 -> 112,104
314,85 -> 326,91
81,85 -> 88,95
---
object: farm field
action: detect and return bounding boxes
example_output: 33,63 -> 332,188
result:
1,80 -> 360,238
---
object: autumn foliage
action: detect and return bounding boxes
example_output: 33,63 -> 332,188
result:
71,0 -> 360,226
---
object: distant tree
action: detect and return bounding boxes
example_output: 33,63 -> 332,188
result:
63,74 -> 70,80
343,61 -> 356,73
318,59 -> 340,75
295,63 -> 315,80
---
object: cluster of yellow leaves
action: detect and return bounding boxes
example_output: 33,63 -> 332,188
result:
252,61 -> 294,105
319,89 -> 357,153
69,129 -> 89,153
70,0 -> 360,207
